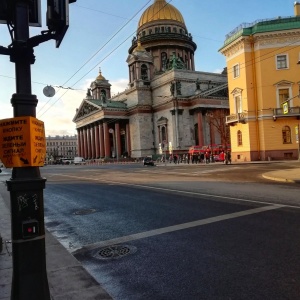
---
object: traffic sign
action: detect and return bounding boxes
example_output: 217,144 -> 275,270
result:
0,116 -> 46,167
283,102 -> 289,114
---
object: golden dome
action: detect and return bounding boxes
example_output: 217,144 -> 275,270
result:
138,0 -> 185,28
96,70 -> 106,81
133,40 -> 146,53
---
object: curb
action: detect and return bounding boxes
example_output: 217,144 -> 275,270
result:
262,174 -> 300,184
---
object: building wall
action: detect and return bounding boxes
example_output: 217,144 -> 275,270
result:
221,14 -> 300,161
46,135 -> 78,163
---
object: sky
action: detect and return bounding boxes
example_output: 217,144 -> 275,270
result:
0,0 -> 295,136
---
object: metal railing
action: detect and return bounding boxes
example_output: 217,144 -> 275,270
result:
226,112 -> 246,124
273,106 -> 300,117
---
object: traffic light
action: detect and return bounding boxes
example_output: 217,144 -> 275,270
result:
0,0 -> 41,26
47,0 -> 76,48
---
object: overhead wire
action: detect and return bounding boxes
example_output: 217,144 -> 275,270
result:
37,0 -> 153,116
38,0 -> 175,118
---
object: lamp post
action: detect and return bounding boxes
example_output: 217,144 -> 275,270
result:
4,2 -> 51,299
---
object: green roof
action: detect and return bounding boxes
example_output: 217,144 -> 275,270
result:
220,16 -> 300,49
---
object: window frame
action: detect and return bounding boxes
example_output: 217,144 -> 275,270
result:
276,54 -> 289,70
233,64 -> 240,78
237,130 -> 243,146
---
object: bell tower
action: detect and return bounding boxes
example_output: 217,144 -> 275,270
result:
126,40 -> 154,87
90,69 -> 112,101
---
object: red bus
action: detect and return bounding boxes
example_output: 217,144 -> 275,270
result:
189,144 -> 231,159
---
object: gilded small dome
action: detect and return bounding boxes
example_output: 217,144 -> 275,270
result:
96,70 -> 106,81
133,40 -> 146,53
138,0 -> 185,28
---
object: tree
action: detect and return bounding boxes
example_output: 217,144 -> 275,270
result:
206,109 -> 230,149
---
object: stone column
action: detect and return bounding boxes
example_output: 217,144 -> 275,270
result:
82,127 -> 87,159
77,129 -> 81,157
90,125 -> 95,159
115,122 -> 121,159
99,123 -> 105,158
94,123 -> 100,158
187,51 -> 191,70
87,126 -> 91,159
103,122 -> 110,158
191,53 -> 195,71
126,123 -> 131,156
197,112 -> 204,146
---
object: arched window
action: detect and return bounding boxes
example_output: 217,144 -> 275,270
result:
282,126 -> 291,143
141,64 -> 148,80
237,130 -> 242,146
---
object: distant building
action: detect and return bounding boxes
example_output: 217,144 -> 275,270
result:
219,3 -> 300,161
46,135 -> 78,163
73,0 -> 229,159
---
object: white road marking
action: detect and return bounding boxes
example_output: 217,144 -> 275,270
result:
73,204 -> 284,254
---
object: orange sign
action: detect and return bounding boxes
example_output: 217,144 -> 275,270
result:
0,116 -> 46,168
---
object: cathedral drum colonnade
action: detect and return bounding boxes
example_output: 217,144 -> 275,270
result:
73,0 -> 229,159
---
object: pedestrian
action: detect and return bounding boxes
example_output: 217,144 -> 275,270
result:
173,155 -> 177,164
219,151 -> 225,163
205,151 -> 210,164
225,151 -> 231,164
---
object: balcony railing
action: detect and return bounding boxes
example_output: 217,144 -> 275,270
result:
273,106 -> 300,117
226,112 -> 246,124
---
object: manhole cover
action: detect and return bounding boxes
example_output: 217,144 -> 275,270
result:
97,245 -> 136,259
74,209 -> 96,215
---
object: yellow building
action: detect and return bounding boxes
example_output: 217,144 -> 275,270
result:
219,3 -> 300,161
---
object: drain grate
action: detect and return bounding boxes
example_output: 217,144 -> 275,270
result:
97,245 -> 136,259
74,209 -> 96,215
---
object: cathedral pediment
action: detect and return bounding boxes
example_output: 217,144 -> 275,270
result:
73,100 -> 101,122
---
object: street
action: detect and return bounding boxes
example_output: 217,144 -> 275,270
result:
41,161 -> 300,299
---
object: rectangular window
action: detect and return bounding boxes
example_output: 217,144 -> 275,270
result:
233,64 -> 239,78
276,55 -> 288,69
235,95 -> 242,113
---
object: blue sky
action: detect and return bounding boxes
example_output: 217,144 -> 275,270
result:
0,0 -> 295,136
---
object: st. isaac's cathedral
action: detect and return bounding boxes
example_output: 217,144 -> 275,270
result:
73,0 -> 229,159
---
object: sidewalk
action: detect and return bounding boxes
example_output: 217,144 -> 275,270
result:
0,172 -> 112,300
262,168 -> 300,183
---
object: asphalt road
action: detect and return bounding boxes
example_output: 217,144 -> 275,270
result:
41,162 -> 300,299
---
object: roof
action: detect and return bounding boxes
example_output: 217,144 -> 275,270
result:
138,0 -> 185,28
221,16 -> 300,48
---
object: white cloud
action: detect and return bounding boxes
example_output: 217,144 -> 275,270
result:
41,78 -> 128,136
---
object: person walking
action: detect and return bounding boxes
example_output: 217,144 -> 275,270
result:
219,151 -> 225,163
205,151 -> 210,164
225,151 -> 231,164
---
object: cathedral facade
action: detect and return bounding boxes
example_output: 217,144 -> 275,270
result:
73,0 -> 229,159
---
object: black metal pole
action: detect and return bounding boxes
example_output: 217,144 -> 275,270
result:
6,1 -> 50,299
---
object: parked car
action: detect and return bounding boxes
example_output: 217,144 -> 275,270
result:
74,157 -> 86,165
143,157 -> 154,166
